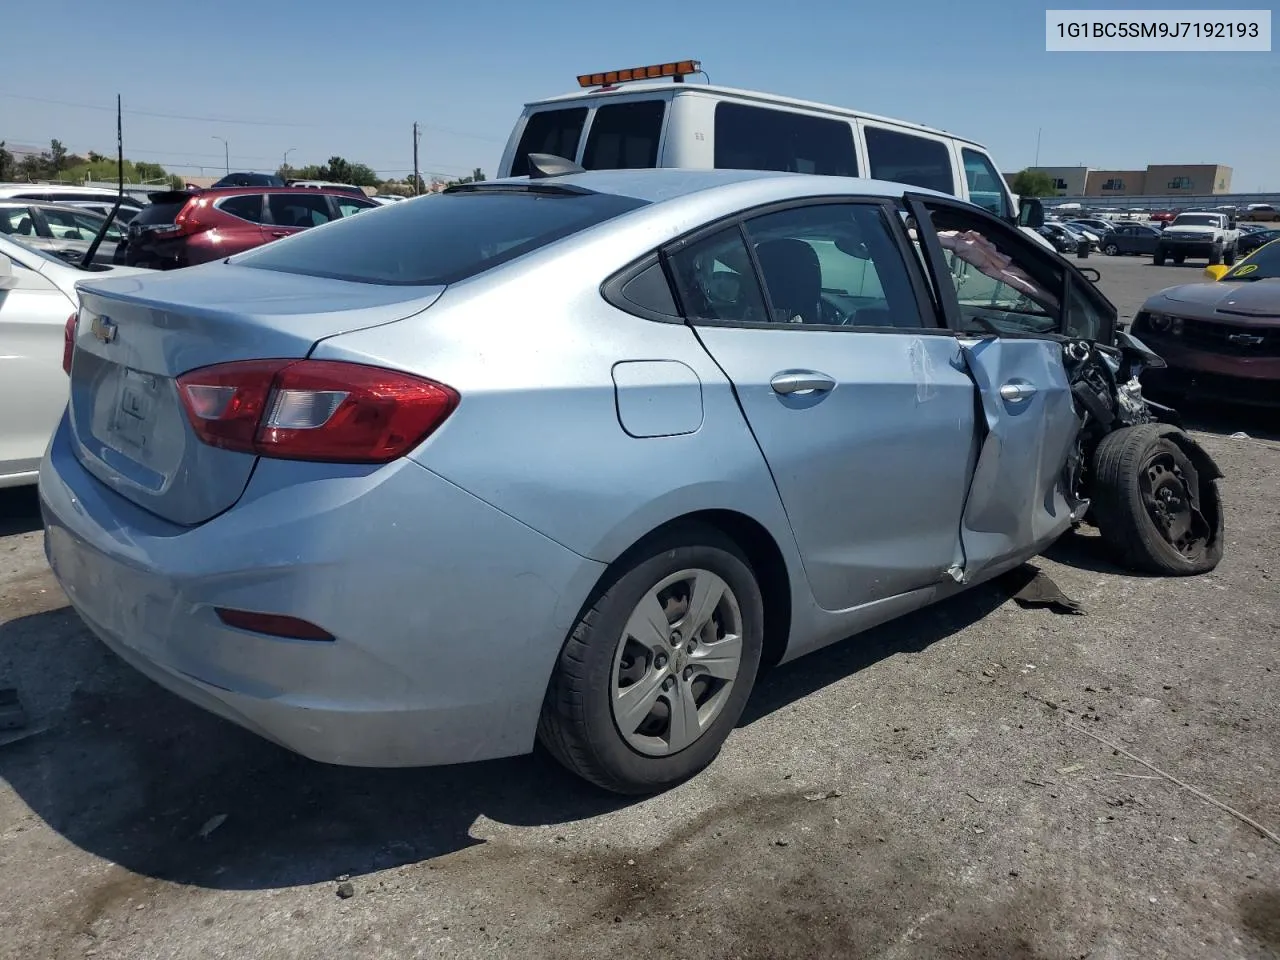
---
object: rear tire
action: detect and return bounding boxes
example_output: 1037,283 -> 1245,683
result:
538,525 -> 764,794
1153,247 -> 1167,266
1224,244 -> 1237,266
1209,244 -> 1223,265
1090,425 -> 1224,576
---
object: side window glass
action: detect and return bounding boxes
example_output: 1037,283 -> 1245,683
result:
218,195 -> 264,223
337,199 -> 370,217
921,207 -> 1064,336
667,227 -> 770,325
582,100 -> 666,170
618,261 -> 679,316
511,108 -> 588,177
865,127 -> 955,195
1064,281 -> 1107,341
744,203 -> 923,328
714,103 -> 857,177
268,193 -> 333,228
0,207 -> 36,236
961,148 -> 1010,219
41,207 -> 90,239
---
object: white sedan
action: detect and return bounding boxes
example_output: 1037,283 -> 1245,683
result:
0,234 -> 151,488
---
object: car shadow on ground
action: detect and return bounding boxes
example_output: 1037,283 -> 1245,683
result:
1176,399 -> 1280,444
0,556 -> 1009,893
0,487 -> 41,537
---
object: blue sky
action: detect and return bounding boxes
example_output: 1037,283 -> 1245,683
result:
4,0 -> 1276,189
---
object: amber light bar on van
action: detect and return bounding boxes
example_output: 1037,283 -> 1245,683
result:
577,60 -> 700,88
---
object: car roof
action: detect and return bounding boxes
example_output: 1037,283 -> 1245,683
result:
0,198 -> 110,213
524,83 -> 987,149
194,186 -> 371,197
479,167 -> 953,205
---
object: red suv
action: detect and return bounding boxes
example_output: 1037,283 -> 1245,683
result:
115,186 -> 378,269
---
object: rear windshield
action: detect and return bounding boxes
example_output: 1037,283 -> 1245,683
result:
232,188 -> 649,286
131,199 -> 189,226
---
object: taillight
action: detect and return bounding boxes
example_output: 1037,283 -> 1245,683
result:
63,312 -> 77,375
176,359 -> 459,463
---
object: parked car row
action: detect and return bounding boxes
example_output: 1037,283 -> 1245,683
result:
1133,236 -> 1280,408
114,186 -> 378,269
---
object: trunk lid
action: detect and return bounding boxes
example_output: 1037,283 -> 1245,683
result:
68,263 -> 443,525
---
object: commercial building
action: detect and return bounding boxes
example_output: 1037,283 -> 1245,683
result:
1022,164 -> 1233,197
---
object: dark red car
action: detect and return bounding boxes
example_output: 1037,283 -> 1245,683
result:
115,186 -> 378,269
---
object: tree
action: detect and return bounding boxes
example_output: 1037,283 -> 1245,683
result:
325,156 -> 353,184
135,162 -> 166,181
0,141 -> 12,181
470,167 -> 486,182
1010,169 -> 1059,198
18,154 -> 42,180
346,161 -> 379,187
49,139 -> 68,175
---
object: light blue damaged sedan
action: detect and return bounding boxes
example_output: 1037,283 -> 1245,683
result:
39,161 -> 1224,794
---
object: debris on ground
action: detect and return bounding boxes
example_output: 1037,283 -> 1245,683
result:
803,790 -> 842,801
336,882 -> 355,899
196,814 -> 228,839
998,565 -> 1085,615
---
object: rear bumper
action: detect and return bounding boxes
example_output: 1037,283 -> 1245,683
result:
39,415 -> 605,766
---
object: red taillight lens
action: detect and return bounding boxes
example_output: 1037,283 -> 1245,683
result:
173,199 -> 207,235
176,359 -> 459,463
63,312 -> 77,375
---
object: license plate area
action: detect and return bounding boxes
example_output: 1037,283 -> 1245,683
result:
111,368 -> 161,452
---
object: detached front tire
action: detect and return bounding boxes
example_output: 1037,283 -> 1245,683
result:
538,525 -> 764,795
1091,425 -> 1225,576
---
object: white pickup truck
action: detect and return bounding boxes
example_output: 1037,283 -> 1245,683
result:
1154,211 -> 1240,267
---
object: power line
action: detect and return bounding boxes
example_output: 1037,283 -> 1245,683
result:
1,93 -> 507,143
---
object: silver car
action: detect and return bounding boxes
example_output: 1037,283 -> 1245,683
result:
0,234 -> 149,488
39,168 -> 1225,794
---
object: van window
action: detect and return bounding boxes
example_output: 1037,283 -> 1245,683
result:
510,108 -> 589,177
864,126 -> 954,195
961,148 -> 1010,219
714,103 -> 857,177
582,100 -> 666,170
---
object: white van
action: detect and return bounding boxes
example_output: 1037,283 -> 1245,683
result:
498,60 -> 1048,244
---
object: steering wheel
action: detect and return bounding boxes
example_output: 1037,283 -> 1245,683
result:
817,296 -> 848,326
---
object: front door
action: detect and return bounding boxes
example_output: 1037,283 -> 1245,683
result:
665,199 -> 979,611
907,194 -> 1089,583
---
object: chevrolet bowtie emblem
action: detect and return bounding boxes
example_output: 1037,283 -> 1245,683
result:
91,315 -> 117,344
1227,332 -> 1264,346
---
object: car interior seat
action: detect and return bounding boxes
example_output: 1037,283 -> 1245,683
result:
754,238 -> 822,324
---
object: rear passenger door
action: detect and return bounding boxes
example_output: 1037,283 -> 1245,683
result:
665,199 -> 979,611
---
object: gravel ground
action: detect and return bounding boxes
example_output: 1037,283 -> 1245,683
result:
1,254 -> 1277,960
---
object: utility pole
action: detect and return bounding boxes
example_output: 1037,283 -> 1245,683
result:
413,122 -> 421,196
212,136 -> 229,174
1034,128 -> 1042,169
283,147 -> 295,174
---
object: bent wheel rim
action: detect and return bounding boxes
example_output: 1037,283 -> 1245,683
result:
1139,450 -> 1210,561
611,568 -> 744,758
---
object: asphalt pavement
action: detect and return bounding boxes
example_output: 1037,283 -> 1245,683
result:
1,253 -> 1277,960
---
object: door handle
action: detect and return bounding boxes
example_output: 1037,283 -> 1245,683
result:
269,231 -> 289,238
999,381 -> 1038,402
770,371 -> 837,395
